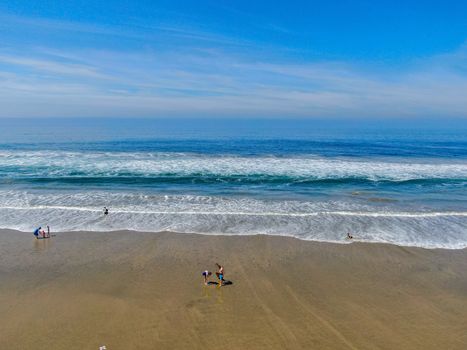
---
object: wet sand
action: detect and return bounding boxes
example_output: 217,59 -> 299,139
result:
0,229 -> 466,349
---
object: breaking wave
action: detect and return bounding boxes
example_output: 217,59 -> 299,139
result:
0,191 -> 466,249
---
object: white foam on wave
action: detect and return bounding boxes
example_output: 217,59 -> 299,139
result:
1,150 -> 466,181
1,205 -> 466,218
0,190 -> 466,249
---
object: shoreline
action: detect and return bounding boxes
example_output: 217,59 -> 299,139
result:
2,228 -> 467,251
1,229 -> 466,349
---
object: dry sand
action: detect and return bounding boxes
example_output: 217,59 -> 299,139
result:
0,229 -> 466,349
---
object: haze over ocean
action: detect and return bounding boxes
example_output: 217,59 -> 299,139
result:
0,118 -> 466,249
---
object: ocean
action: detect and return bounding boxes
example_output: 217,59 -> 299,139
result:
0,118 -> 466,249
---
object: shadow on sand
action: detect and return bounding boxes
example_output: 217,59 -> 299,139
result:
207,280 -> 233,286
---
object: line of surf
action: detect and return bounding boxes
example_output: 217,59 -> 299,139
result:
1,205 -> 466,217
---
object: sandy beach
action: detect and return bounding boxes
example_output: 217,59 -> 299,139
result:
0,229 -> 466,350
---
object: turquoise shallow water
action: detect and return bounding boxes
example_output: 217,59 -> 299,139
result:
0,118 -> 466,248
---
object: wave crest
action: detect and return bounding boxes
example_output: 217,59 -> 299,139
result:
1,150 -> 466,183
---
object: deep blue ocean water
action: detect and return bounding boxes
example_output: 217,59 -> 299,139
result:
0,118 -> 466,248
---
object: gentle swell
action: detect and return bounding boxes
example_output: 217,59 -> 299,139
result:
3,176 -> 467,187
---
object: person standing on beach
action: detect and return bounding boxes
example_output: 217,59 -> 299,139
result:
215,263 -> 224,286
202,270 -> 212,285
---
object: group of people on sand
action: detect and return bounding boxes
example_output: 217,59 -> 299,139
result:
202,263 -> 225,286
33,207 -> 109,239
33,225 -> 50,239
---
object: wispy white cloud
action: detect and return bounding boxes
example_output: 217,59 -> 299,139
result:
0,55 -> 108,79
0,12 -> 254,50
0,12 -> 466,118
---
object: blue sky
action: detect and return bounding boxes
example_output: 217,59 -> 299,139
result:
0,0 -> 466,118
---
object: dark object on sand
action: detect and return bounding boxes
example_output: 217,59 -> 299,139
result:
208,280 -> 233,286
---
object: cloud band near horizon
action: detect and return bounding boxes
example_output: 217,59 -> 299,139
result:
0,10 -> 466,119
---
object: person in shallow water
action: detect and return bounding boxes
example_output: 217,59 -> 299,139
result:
103,207 -> 109,215
216,263 -> 225,286
347,232 -> 353,239
202,270 -> 212,285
